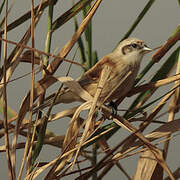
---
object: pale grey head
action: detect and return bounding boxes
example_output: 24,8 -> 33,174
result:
113,37 -> 152,64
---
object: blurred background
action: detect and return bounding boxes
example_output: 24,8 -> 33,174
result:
0,0 -> 180,179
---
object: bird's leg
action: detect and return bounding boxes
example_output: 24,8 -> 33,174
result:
107,101 -> 118,115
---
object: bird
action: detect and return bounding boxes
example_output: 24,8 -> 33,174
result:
37,37 -> 152,110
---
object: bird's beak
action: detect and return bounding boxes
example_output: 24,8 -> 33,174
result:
142,46 -> 152,54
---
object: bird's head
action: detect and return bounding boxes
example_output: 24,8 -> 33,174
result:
114,38 -> 152,64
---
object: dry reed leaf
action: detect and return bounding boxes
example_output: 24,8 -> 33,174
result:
72,65 -> 112,168
46,0 -> 102,75
128,73 -> 180,97
19,50 -> 42,65
24,158 -> 59,180
112,116 -> 133,132
57,76 -> 93,102
62,101 -> 92,152
44,135 -> 64,148
48,106 -> 80,122
145,119 -> 180,140
169,52 -> 180,113
54,101 -> 92,174
163,52 -> 180,163
16,75 -> 57,126
10,9 -> 44,174
32,106 -> 84,130
0,9 -> 43,98
29,126 -> 115,179
134,150 -> 158,180
0,135 -> 64,152
113,119 -> 180,162
54,65 -> 112,173
152,30 -> 180,63
102,107 -> 174,179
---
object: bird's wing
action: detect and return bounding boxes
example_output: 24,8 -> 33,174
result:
78,55 -> 116,86
78,55 -> 132,98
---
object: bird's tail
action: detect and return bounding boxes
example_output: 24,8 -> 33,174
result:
33,89 -> 83,113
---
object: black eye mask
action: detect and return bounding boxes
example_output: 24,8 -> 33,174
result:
131,43 -> 142,50
122,43 -> 141,55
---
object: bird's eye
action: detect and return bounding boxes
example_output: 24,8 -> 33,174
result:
131,43 -> 137,48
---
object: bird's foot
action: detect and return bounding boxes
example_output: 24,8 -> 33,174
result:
107,101 -> 118,116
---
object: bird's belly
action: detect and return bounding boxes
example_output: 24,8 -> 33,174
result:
100,70 -> 138,103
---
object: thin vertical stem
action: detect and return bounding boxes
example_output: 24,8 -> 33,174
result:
164,51 -> 180,159
29,1 -> 54,171
3,0 -> 14,179
44,2 -> 54,66
26,0 -> 35,175
27,0 -> 35,172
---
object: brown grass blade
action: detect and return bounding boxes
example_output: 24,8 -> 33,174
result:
163,52 -> 180,161
57,76 -> 93,101
101,106 -> 175,180
134,150 -> 158,180
2,1 -> 14,179
128,73 -> 180,97
19,1 -> 36,177
113,119 -> 180,162
72,65 -> 112,169
0,37 -> 84,67
19,50 -> 42,65
11,0 -> 102,147
54,102 -> 91,174
0,7 -> 43,97
46,0 -> 102,75
11,75 -> 56,173
145,119 -> 180,140
48,106 -> 80,122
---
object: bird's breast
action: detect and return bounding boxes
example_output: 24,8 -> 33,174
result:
100,62 -> 140,102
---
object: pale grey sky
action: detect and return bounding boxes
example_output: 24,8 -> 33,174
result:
0,0 -> 180,179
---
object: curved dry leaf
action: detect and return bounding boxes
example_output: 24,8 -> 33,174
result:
17,75 -> 57,126
46,0 -> 103,75
57,76 -> 93,102
53,101 -> 92,174
133,119 -> 180,180
25,158 -> 59,180
72,65 -> 112,168
49,106 -> 80,122
63,101 -> 92,151
20,50 -> 42,65
128,73 -> 180,97
113,119 -> 180,162
145,119 -> 180,140
134,150 -> 158,180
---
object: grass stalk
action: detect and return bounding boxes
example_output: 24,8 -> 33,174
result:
29,1 -> 55,171
2,0 -> 14,179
